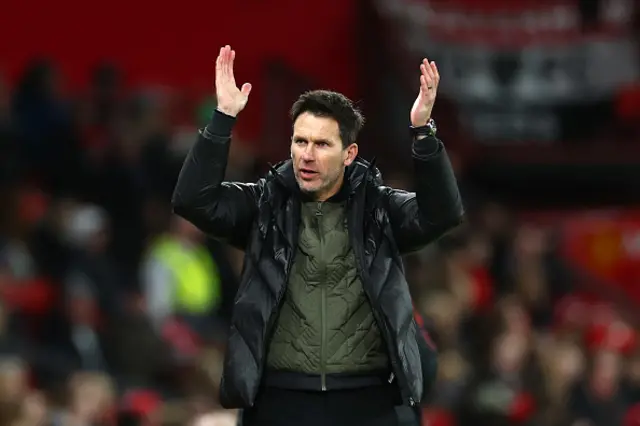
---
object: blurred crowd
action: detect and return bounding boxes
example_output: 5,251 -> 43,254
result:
1,58 -> 640,426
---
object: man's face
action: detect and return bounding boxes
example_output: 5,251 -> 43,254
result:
291,112 -> 357,201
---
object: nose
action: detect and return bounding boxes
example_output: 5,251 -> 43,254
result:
301,145 -> 315,162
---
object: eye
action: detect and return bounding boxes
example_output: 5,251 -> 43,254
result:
316,141 -> 328,147
294,139 -> 306,145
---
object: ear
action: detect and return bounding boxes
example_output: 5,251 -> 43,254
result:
343,143 -> 358,167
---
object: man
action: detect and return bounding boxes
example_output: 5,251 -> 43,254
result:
172,45 -> 463,426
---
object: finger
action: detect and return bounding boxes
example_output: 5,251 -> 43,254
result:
430,61 -> 440,86
229,49 -> 237,86
420,63 -> 431,85
420,64 -> 428,85
422,59 -> 436,82
423,68 -> 434,90
421,60 -> 435,90
422,58 -> 430,77
215,48 -> 223,85
420,75 -> 428,93
222,45 -> 231,80
218,46 -> 226,81
226,47 -> 236,86
241,82 -> 252,97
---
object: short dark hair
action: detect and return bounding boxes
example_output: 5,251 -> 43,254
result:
290,90 -> 365,148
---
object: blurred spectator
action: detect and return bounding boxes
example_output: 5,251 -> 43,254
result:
191,411 -> 238,426
0,74 -> 21,186
570,350 -> 627,426
537,340 -> 586,426
11,59 -> 80,194
62,203 -> 123,318
458,331 -> 541,425
142,216 -> 224,341
50,371 -> 115,426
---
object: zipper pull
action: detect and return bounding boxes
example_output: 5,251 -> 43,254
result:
316,202 -> 323,216
388,372 -> 395,383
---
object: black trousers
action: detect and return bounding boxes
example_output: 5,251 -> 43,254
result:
240,385 -> 414,426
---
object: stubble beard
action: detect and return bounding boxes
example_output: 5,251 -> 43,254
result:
296,170 -> 342,201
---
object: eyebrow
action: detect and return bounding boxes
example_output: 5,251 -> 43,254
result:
293,136 -> 333,145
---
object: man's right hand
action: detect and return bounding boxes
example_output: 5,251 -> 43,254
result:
215,45 -> 252,117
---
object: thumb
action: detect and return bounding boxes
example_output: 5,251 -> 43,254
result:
241,83 -> 252,97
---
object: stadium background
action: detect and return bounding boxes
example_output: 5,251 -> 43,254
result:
2,0 -> 640,425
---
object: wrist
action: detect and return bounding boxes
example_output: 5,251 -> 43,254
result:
411,118 -> 430,127
411,106 -> 434,127
215,106 -> 239,118
410,118 -> 437,139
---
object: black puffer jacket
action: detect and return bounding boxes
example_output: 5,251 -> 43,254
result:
171,112 -> 464,409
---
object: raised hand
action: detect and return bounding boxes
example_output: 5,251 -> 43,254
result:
410,58 -> 440,127
215,45 -> 252,117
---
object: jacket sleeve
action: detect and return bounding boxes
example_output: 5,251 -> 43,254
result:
385,135 -> 464,254
171,110 -> 262,249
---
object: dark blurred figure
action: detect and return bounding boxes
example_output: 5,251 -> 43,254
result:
570,350 -> 627,426
72,63 -> 124,192
0,74 -> 22,186
41,282 -> 111,380
458,313 -> 542,426
61,202 -> 124,318
623,352 -> 640,406
11,59 -> 80,194
117,410 -> 145,426
38,202 -> 122,382
101,295 -> 173,392
91,62 -> 123,128
579,0 -> 601,31
0,185 -> 56,332
0,299 -> 75,387
26,196 -> 74,286
79,93 -> 177,289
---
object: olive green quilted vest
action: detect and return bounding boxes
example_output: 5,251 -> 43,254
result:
266,200 -> 389,383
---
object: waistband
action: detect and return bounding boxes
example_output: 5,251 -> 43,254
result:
263,369 -> 394,392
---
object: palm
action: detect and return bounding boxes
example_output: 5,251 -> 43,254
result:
215,45 -> 252,117
410,92 -> 431,127
410,58 -> 440,127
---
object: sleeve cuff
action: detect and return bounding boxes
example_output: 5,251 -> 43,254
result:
204,109 -> 236,137
412,136 -> 442,159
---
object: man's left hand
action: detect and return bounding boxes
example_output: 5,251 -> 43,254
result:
410,58 -> 440,127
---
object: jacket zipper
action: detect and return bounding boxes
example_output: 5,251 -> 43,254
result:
255,202 -> 298,407
360,265 -> 414,405
317,202 -> 327,391
256,266 -> 291,407
347,196 -> 416,407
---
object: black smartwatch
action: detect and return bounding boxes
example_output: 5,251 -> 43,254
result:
410,118 -> 437,138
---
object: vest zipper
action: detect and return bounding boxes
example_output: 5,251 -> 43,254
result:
316,202 -> 328,391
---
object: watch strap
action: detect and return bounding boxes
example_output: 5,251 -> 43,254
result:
410,118 -> 437,138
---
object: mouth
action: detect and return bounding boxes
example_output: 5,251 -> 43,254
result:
298,168 -> 318,180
